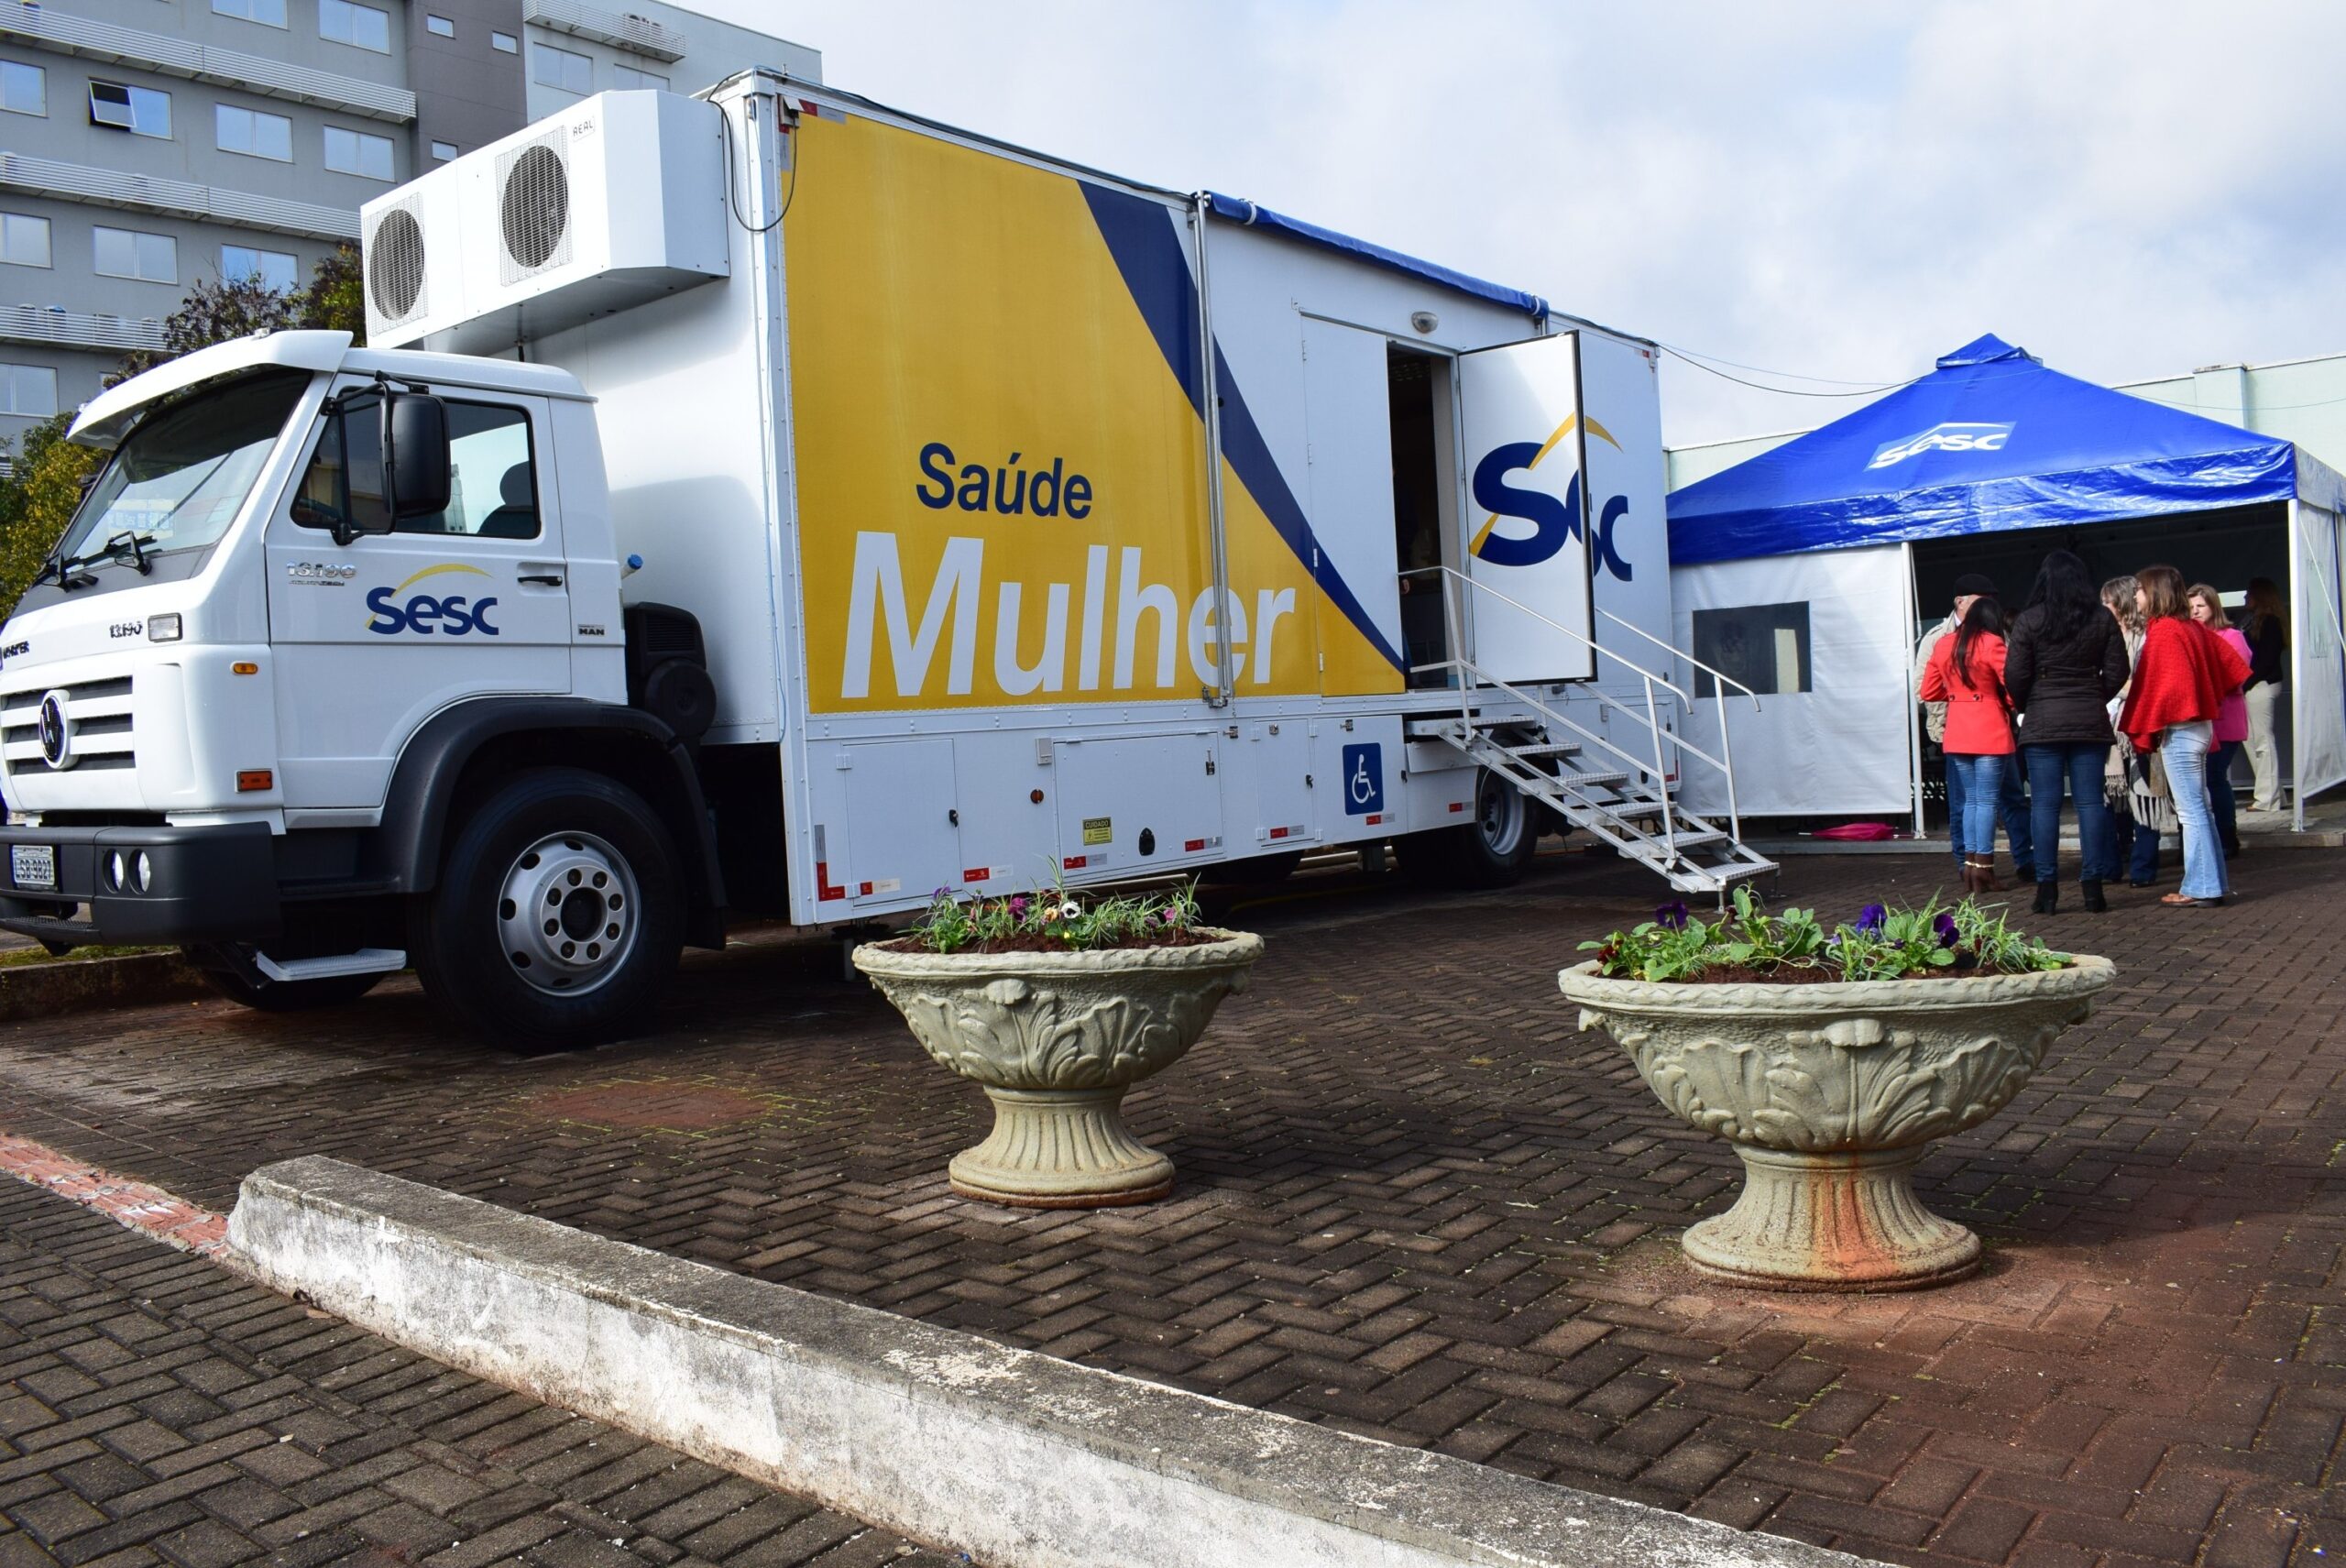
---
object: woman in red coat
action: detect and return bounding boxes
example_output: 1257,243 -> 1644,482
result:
1920,596 -> 2016,894
2119,565 -> 2252,907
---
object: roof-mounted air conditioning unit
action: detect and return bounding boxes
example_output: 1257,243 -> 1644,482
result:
361,90 -> 729,353
360,177 -> 461,345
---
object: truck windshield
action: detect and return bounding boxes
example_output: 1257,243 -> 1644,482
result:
44,368 -> 312,588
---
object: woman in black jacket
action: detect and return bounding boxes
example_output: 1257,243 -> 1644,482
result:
2005,549 -> 2131,913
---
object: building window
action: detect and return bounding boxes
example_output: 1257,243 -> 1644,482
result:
222,244 -> 298,292
1,60 -> 44,116
215,103 -> 293,161
0,364 -> 59,419
212,0 -> 288,26
93,225 -> 178,284
89,80 -> 171,138
0,213 -> 49,269
490,30 -> 518,52
425,13 -> 455,37
1692,602 -> 1814,698
612,65 -> 668,91
319,0 -> 391,53
532,43 -> 592,95
323,125 -> 395,181
430,140 -> 458,161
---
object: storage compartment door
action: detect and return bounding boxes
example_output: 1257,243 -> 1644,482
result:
1458,332 -> 1596,683
1243,720 -> 1318,849
840,738 -> 961,906
1051,733 -> 1223,875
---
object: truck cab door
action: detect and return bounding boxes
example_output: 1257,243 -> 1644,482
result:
265,383 -> 574,810
1456,332 -> 1596,683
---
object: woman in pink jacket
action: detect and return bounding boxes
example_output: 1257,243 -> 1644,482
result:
1920,596 -> 2017,893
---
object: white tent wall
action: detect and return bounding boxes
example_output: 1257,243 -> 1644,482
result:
1672,543 -> 1913,817
2289,500 -> 2346,825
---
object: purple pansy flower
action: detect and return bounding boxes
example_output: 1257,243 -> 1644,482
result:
1856,903 -> 1887,934
1656,901 -> 1690,930
1009,895 -> 1029,919
1933,912 -> 1959,946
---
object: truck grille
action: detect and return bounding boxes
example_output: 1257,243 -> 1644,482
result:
2,675 -> 136,777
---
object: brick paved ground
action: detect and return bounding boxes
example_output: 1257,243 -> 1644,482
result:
1,846 -> 2341,1567
0,1179 -> 954,1567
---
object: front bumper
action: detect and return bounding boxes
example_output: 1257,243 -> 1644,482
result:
0,820 -> 280,947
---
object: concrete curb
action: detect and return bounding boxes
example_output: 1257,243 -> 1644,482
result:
228,1157 -> 1869,1568
0,951 -> 206,1021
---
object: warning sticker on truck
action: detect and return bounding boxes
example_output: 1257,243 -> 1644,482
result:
1081,817 -> 1112,846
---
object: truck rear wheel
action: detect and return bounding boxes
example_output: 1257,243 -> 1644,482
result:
184,947 -> 385,1013
411,767 -> 684,1051
1395,769 -> 1537,889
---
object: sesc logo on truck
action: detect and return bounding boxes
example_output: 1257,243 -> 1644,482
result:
365,563 -> 502,638
1468,414 -> 1635,582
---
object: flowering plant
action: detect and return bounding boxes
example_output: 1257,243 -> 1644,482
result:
1580,886 -> 2068,983
906,874 -> 1206,954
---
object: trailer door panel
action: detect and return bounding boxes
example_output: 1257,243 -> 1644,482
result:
1299,318 -> 1394,690
1457,333 -> 1597,683
1241,720 -> 1318,849
1051,733 -> 1222,876
840,739 -> 961,906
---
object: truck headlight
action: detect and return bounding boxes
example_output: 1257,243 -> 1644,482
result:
148,614 -> 181,642
105,850 -> 126,892
133,851 -> 152,893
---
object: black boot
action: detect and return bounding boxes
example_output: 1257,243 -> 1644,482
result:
2033,881 -> 2057,916
2081,880 -> 2108,913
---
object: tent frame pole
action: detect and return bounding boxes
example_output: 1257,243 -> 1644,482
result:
1902,540 -> 1925,839
2289,501 -> 2305,834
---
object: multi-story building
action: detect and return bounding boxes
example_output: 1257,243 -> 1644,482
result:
0,0 -> 818,455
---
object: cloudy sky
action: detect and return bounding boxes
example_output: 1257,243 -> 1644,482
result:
700,1 -> 2346,448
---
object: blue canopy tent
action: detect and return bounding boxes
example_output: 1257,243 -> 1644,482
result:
1664,334 -> 2346,829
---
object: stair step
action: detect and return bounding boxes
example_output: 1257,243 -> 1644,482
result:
1547,771 -> 1628,792
1504,740 -> 1581,758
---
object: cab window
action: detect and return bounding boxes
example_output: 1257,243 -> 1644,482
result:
294,397 -> 537,539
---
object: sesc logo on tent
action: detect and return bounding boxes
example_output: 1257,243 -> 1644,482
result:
1868,422 -> 2014,469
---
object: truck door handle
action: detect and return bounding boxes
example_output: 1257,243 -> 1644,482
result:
518,573 -> 564,587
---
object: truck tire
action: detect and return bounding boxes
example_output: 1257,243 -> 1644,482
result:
184,947 -> 384,1013
411,767 -> 684,1051
1395,769 -> 1538,889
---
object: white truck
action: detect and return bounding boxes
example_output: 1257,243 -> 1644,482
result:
0,72 -> 1767,1047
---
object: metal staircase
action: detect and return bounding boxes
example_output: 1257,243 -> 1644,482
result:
1405,567 -> 1776,898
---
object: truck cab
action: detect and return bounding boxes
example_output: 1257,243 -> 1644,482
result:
0,330 -> 725,1046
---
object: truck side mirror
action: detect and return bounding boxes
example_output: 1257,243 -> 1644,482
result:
382,392 -> 451,521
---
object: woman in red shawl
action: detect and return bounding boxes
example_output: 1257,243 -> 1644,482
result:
2118,565 -> 2251,906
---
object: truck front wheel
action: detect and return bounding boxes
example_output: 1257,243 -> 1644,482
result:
411,768 -> 684,1051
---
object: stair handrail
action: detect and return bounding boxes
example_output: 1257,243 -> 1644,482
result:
1595,606 -> 1763,713
1402,565 -> 1692,703
1410,564 -> 1755,872
1591,605 -> 1754,837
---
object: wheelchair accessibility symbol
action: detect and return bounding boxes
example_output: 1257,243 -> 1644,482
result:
1341,742 -> 1384,817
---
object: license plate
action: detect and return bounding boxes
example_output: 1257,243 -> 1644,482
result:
9,844 -> 55,891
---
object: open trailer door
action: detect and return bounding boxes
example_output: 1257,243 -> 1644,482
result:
1457,332 -> 1596,683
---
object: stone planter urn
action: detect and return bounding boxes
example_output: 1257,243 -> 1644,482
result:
853,931 -> 1263,1208
1559,957 -> 2115,1289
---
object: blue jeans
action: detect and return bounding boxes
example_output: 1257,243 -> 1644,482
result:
2208,739 -> 2242,853
1946,751 -> 2033,870
1947,753 -> 2006,863
2162,721 -> 2229,900
2023,743 -> 2114,884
